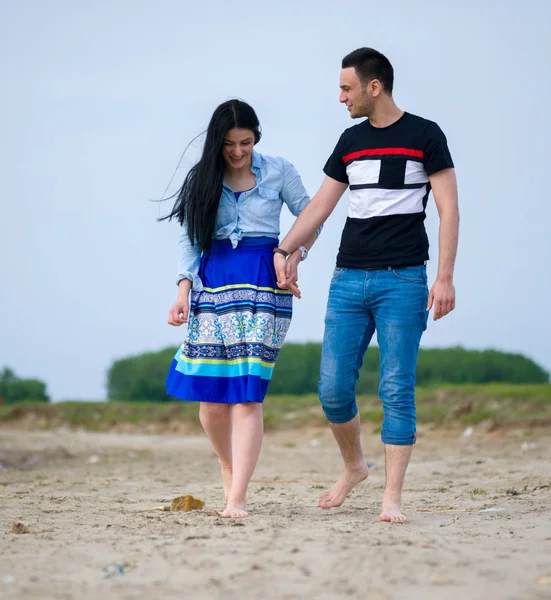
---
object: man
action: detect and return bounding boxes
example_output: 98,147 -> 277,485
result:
273,47 -> 459,523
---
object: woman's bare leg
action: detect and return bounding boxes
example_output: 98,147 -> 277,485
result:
199,402 -> 233,501
222,402 -> 263,518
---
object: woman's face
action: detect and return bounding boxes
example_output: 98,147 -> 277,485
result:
222,128 -> 255,169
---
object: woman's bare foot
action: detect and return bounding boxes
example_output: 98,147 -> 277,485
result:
318,463 -> 369,509
221,464 -> 232,502
222,497 -> 248,518
380,492 -> 408,523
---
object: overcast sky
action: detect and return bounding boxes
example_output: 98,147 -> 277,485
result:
1,0 -> 550,400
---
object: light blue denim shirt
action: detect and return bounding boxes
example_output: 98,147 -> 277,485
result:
177,151 -> 318,291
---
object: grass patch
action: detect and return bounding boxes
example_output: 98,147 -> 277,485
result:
359,409 -> 384,422
460,410 -> 494,425
0,383 -> 549,432
417,404 -> 449,425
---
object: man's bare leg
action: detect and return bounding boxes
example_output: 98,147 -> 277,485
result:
199,403 -> 233,502
318,414 -> 369,509
380,443 -> 412,523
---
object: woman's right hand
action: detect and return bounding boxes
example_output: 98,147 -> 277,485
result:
168,279 -> 192,325
168,297 -> 189,325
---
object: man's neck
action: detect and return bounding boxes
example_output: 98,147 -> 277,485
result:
367,98 -> 404,129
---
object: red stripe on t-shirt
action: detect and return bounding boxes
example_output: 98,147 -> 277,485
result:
343,148 -> 424,163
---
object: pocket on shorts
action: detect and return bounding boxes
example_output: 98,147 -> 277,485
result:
392,266 -> 426,283
331,267 -> 345,281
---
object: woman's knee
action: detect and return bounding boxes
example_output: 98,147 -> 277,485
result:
200,402 -> 230,423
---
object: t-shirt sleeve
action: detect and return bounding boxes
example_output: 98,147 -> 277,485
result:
323,133 -> 349,184
423,122 -> 454,176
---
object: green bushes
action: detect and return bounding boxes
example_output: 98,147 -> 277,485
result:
0,368 -> 50,404
107,348 -> 176,402
415,347 -> 549,385
106,344 -> 549,402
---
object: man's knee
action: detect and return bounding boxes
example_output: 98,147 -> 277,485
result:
322,399 -> 359,424
379,366 -> 416,406
378,375 -> 416,445
318,379 -> 358,424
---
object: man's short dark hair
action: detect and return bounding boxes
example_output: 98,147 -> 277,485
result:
342,48 -> 394,95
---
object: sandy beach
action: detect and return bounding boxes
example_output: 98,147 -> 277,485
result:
1,424 -> 550,600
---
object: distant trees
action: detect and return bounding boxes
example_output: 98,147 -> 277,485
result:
106,344 -> 549,402
415,347 -> 549,386
273,345 -> 550,394
107,348 -> 176,402
0,367 -> 50,404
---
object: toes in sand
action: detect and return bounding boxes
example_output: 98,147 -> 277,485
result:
222,502 -> 248,518
380,499 -> 408,524
318,463 -> 369,509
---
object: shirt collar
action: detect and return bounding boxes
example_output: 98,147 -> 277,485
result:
251,150 -> 262,173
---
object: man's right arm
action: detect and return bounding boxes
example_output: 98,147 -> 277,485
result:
279,176 -> 348,253
275,176 -> 348,293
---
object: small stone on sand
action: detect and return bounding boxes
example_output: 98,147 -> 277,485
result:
11,522 -> 43,534
171,495 -> 205,512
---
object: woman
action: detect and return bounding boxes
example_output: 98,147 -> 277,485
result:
164,100 -> 317,518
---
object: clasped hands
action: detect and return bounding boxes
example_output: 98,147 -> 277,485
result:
274,251 -> 302,299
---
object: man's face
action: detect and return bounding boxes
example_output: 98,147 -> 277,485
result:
339,67 -> 373,118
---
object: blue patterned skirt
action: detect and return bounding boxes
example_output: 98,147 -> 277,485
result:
165,237 -> 293,403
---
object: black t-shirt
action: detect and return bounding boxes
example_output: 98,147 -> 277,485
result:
324,112 -> 454,269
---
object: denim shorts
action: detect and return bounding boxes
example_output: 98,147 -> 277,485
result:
318,265 -> 429,445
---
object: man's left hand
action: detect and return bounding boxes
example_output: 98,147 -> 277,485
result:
427,278 -> 455,320
274,253 -> 301,298
284,252 -> 301,298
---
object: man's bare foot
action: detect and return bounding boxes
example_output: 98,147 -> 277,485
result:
222,499 -> 248,518
318,463 -> 369,509
221,465 -> 232,502
380,493 -> 408,523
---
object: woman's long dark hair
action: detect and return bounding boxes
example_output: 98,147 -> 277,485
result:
161,100 -> 261,252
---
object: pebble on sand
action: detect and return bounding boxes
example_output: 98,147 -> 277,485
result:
171,495 -> 205,512
11,522 -> 44,534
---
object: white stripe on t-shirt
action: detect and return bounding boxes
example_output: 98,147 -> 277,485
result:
404,160 -> 429,184
348,185 -> 427,219
346,159 -> 381,185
